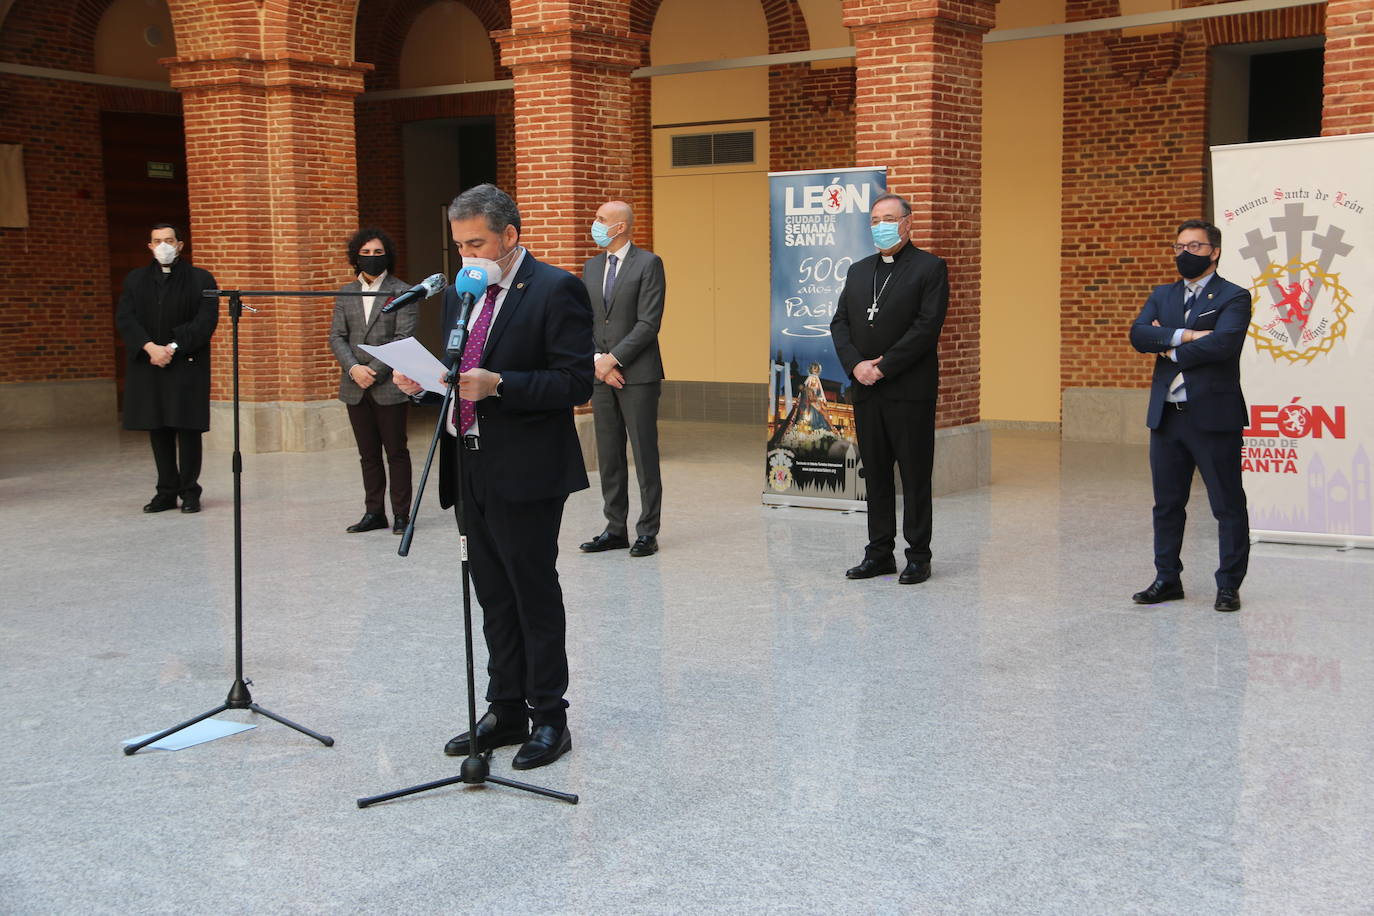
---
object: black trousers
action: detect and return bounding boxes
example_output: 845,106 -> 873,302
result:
149,427 -> 203,500
1149,405 -> 1249,589
346,394 -> 411,518
855,396 -> 935,564
592,380 -> 662,538
458,446 -> 569,729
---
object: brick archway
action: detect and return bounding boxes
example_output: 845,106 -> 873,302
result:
1,0 -> 130,69
1059,0 -> 1338,407
629,0 -> 808,55
352,0 -> 519,282
356,0 -> 512,90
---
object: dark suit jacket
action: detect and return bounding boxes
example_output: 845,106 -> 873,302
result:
435,251 -> 595,507
1129,273 -> 1251,431
831,242 -> 949,401
116,258 -> 219,431
582,243 -> 666,385
328,273 -> 414,406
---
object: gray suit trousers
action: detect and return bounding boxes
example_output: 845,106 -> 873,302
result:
593,380 -> 662,538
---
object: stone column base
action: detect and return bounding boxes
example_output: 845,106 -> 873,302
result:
575,410 -> 598,473
0,380 -> 116,429
1062,388 -> 1150,444
207,400 -> 353,453
932,421 -> 993,496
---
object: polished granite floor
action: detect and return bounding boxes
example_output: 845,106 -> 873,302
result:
1,417 -> 1371,915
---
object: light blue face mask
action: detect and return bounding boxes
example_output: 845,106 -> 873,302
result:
591,221 -> 618,248
871,219 -> 904,251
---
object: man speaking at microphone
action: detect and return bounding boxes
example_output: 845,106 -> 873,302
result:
395,184 -> 594,770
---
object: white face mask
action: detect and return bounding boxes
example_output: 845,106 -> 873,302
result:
461,246 -> 518,287
153,242 -> 178,265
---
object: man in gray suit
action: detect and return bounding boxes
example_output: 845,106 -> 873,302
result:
578,201 -> 667,557
329,227 -> 415,534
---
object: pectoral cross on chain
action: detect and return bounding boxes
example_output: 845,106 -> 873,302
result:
866,303 -> 880,322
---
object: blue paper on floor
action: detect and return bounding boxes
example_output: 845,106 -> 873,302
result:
123,719 -> 256,751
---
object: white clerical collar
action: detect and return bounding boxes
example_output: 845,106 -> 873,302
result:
881,254 -> 895,263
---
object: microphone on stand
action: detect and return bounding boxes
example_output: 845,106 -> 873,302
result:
445,265 -> 488,358
380,273 -> 447,313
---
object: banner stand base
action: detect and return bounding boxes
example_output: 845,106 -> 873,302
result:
762,493 -> 867,512
1252,530 -> 1374,550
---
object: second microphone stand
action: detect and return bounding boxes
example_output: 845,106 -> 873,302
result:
358,284 -> 577,807
124,289 -> 348,755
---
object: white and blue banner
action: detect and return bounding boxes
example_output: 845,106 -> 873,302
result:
1212,134 -> 1374,547
764,167 -> 886,509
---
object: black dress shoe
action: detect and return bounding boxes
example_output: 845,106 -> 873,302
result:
392,515 -> 408,535
511,724 -> 572,770
443,712 -> 530,757
629,535 -> 658,557
1214,588 -> 1242,613
898,561 -> 931,584
580,532 -> 629,552
346,513 -> 388,533
845,557 -> 897,579
1132,580 -> 1184,604
142,495 -> 177,513
180,497 -> 201,513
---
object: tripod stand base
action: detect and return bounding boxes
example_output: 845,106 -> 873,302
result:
123,680 -> 334,755
356,753 -> 578,807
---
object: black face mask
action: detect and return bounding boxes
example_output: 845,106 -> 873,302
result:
1175,250 -> 1213,280
357,254 -> 388,277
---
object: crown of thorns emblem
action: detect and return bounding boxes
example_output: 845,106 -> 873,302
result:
1240,202 -> 1356,365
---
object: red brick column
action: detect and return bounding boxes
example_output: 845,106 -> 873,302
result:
1324,0 -> 1374,135
167,55 -> 370,450
842,0 -> 997,432
498,2 -> 647,272
1059,0 -> 1326,432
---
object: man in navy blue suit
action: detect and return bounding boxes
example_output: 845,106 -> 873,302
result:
396,184 -> 594,768
1129,219 -> 1252,613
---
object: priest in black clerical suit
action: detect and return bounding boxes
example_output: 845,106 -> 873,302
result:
830,192 -> 949,585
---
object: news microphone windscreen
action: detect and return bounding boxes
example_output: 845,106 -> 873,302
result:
454,265 -> 487,299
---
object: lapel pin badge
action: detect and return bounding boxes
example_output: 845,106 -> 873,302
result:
516,282 -> 525,289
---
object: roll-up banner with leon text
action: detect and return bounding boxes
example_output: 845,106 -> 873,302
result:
764,167 -> 886,509
1211,133 -> 1374,548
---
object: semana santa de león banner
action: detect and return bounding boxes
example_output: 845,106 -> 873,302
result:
764,167 -> 886,509
1211,133 -> 1374,547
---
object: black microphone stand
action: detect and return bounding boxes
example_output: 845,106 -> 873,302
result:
358,292 -> 578,807
124,288 -> 377,755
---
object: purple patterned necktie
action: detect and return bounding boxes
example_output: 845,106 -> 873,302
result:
455,284 -> 501,433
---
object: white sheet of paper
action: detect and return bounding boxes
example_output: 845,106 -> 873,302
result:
358,337 -> 450,395
122,718 -> 256,751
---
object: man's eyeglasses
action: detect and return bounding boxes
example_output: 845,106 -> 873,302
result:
1171,241 -> 1214,254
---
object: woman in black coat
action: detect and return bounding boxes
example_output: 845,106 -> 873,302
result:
115,223 -> 219,513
